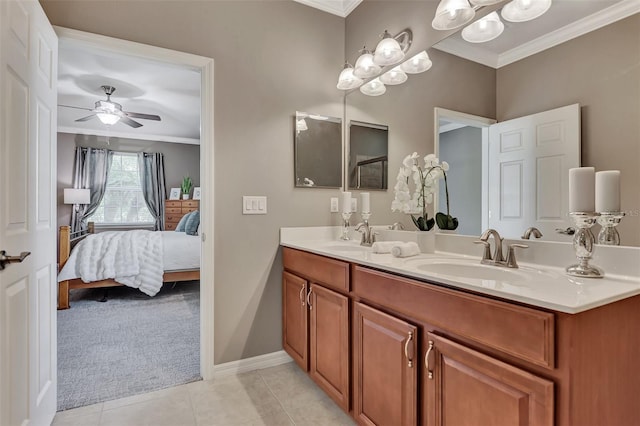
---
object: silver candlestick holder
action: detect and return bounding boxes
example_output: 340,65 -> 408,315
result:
361,211 -> 371,224
566,212 -> 604,278
596,212 -> 625,246
340,211 -> 352,240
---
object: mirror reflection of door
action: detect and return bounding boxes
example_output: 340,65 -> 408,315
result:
294,111 -> 342,188
348,121 -> 389,190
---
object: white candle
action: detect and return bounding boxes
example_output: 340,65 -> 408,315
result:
595,170 -> 621,213
569,167 -> 595,213
341,192 -> 352,213
361,193 -> 370,213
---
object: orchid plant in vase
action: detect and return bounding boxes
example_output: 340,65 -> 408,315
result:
391,153 -> 458,231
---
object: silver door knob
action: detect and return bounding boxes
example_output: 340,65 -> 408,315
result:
0,250 -> 31,270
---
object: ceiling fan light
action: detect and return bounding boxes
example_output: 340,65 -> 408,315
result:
353,48 -> 381,79
400,51 -> 433,74
373,30 -> 405,66
359,78 -> 386,97
379,66 -> 408,85
432,0 -> 475,30
96,112 -> 120,125
337,63 -> 364,90
462,11 -> 504,43
501,0 -> 552,22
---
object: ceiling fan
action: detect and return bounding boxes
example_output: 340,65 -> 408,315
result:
59,85 -> 161,128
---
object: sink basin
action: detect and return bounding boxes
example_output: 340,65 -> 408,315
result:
415,261 -> 530,282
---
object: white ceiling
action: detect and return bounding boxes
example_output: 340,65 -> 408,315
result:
57,41 -> 201,145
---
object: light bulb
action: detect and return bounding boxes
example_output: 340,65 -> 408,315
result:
337,64 -> 363,90
501,0 -> 551,22
96,112 -> 120,125
354,48 -> 381,79
379,66 -> 408,85
462,11 -> 504,43
359,78 -> 386,96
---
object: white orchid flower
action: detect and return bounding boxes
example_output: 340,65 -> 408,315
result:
441,161 -> 450,172
424,154 -> 438,168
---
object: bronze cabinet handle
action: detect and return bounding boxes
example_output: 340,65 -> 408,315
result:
425,340 -> 434,380
404,331 -> 414,368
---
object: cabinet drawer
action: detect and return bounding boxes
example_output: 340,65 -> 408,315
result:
165,215 -> 182,223
182,200 -> 199,208
165,200 -> 181,208
283,247 -> 349,292
181,207 -> 198,214
353,266 -> 555,369
165,223 -> 178,231
166,207 -> 182,214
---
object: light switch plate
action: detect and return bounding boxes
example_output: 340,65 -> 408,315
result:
330,197 -> 339,213
243,196 -> 267,214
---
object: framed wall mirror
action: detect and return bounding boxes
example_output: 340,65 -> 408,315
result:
348,121 -> 388,190
294,111 -> 342,188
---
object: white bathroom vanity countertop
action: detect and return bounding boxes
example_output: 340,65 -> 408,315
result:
280,227 -> 640,314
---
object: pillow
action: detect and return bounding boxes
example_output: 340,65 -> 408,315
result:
175,211 -> 192,232
185,211 -> 200,236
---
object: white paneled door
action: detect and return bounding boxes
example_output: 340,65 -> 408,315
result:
488,104 -> 580,241
0,1 -> 58,425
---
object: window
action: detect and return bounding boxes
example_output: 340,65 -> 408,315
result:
89,152 -> 154,225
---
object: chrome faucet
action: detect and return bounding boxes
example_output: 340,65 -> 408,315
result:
521,227 -> 543,240
475,228 -> 528,268
355,221 -> 377,246
389,222 -> 405,230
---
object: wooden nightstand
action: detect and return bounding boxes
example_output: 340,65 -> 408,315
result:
164,199 -> 199,230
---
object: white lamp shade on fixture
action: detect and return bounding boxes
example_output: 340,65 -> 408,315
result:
96,112 -> 121,125
296,118 -> 308,132
337,64 -> 364,90
359,78 -> 386,96
373,31 -> 405,66
379,66 -> 408,85
469,0 -> 502,5
400,51 -> 433,74
501,0 -> 552,23
462,12 -> 504,43
64,188 -> 90,205
353,49 -> 381,79
432,0 -> 475,30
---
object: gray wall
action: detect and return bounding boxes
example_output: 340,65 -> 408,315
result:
497,14 -> 640,246
438,126 -> 482,236
57,133 -> 200,229
345,0 -> 496,227
41,0 -> 345,364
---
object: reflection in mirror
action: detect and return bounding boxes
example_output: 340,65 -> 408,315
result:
294,111 -> 342,188
348,121 -> 388,190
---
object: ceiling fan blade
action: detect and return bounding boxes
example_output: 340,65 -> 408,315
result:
118,115 -> 143,128
75,114 -> 97,122
60,104 -> 94,111
125,111 -> 161,121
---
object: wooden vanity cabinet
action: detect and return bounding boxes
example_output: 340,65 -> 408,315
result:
282,248 -> 351,411
424,333 -> 554,426
353,302 -> 417,426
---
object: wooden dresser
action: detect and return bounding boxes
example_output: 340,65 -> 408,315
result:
164,199 -> 199,230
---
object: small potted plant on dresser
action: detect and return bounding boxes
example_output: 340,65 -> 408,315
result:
181,176 -> 193,200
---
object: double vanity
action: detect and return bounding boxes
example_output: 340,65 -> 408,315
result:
280,227 -> 640,426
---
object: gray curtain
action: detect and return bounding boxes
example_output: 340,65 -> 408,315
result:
70,147 -> 114,233
138,152 -> 167,231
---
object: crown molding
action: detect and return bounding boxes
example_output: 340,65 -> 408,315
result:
497,0 -> 640,68
433,0 -> 640,69
292,0 -> 363,17
58,126 -> 201,145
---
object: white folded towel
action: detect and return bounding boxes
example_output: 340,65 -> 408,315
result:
371,241 -> 403,254
391,242 -> 421,258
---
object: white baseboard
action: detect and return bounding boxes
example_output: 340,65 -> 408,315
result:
213,350 -> 293,378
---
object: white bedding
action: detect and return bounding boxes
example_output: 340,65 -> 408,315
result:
58,231 -> 200,296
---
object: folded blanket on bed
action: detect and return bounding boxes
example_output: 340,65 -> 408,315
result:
75,230 -> 164,296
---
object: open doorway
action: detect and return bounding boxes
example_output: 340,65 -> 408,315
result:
54,27 -> 215,411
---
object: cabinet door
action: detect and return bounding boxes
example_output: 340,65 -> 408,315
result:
282,271 -> 308,370
309,284 -> 350,411
425,333 -> 554,426
354,302 -> 417,426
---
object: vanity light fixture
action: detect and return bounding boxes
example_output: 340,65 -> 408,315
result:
379,66 -> 408,85
432,0 -> 476,30
353,47 -> 381,79
400,50 -> 433,74
373,30 -> 407,66
296,118 -> 308,133
501,0 -> 552,22
469,0 -> 503,5
462,11 -> 504,43
337,63 -> 364,90
360,78 -> 386,96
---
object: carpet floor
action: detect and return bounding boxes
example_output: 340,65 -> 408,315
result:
57,281 -> 201,411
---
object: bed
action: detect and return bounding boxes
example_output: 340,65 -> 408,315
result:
57,223 -> 200,309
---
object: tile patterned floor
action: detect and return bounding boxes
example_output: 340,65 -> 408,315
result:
53,362 -> 355,426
